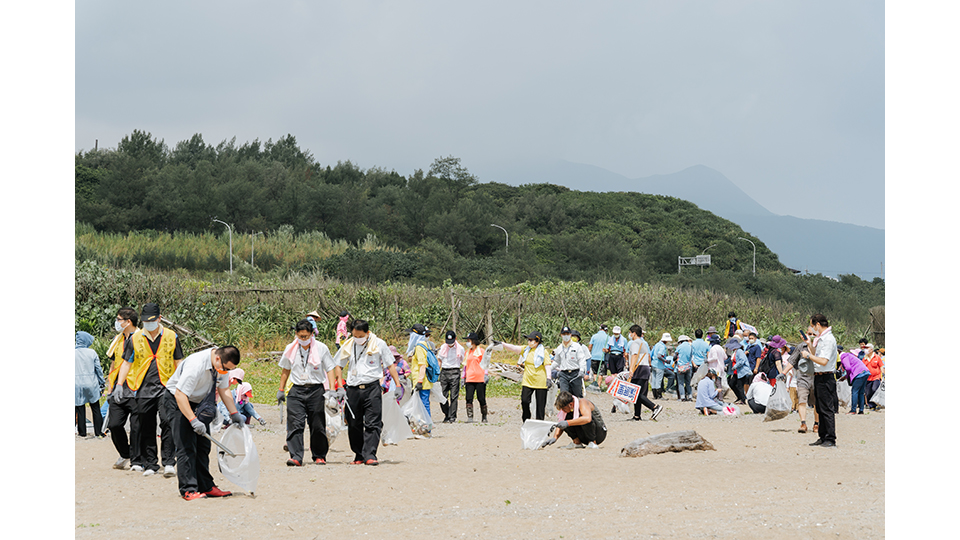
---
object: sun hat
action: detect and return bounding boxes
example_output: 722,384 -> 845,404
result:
676,335 -> 691,342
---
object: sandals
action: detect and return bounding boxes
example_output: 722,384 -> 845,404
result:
813,422 -> 819,431
798,422 -> 807,433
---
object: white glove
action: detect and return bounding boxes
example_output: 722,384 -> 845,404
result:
488,342 -> 504,352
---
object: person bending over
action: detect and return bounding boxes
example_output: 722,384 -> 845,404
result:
541,391 -> 607,449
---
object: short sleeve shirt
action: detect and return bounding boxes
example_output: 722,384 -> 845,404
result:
165,349 -> 229,403
278,340 -> 336,385
339,337 -> 395,386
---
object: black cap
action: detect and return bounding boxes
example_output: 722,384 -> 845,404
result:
571,330 -> 581,338
600,324 -> 608,330
560,326 -> 572,334
340,310 -> 349,318
465,332 -> 480,343
141,303 -> 160,322
445,330 -> 456,345
407,323 -> 427,335
525,331 -> 543,342
424,327 -> 432,336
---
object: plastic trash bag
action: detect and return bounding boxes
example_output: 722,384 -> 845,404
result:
431,382 -> 447,405
521,419 -> 557,450
326,407 -> 345,444
690,363 -> 710,395
400,393 -> 433,437
763,379 -> 791,422
546,384 -> 557,413
217,424 -> 260,494
722,404 -> 740,416
836,379 -> 851,410
210,406 -> 225,434
870,380 -> 885,408
381,394 -> 413,445
613,397 -> 631,414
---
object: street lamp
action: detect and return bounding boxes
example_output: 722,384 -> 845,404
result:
212,218 -> 233,274
251,231 -> 263,269
490,224 -> 508,253
700,244 -> 717,274
737,237 -> 756,276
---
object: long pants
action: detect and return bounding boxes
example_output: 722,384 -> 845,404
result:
728,374 -> 748,403
747,398 -> 766,414
850,373 -> 869,413
631,366 -> 657,417
651,367 -> 664,392
675,368 -> 692,399
813,373 -> 838,443
439,368 -> 461,422
135,394 -> 176,472
170,392 -> 214,496
286,385 -> 328,462
345,383 -> 383,462
418,389 -> 431,416
562,410 -> 607,445
107,394 -> 138,462
520,386 -> 547,421
557,370 -> 583,398
607,353 -> 625,374
663,369 -> 676,393
219,400 -> 261,423
76,402 -> 103,437
865,379 -> 882,408
464,382 -> 487,407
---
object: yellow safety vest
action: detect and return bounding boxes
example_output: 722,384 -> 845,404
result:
129,327 -> 179,390
105,333 -> 128,389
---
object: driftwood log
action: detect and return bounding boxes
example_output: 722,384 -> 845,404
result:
620,430 -> 715,457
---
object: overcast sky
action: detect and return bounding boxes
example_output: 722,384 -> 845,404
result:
76,1 -> 884,229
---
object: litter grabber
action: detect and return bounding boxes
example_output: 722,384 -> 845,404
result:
202,430 -> 240,458
213,424 -> 261,496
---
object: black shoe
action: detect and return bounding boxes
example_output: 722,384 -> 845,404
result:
809,439 -> 825,446
821,440 -> 836,447
612,406 -> 617,414
631,416 -> 642,421
651,405 -> 664,421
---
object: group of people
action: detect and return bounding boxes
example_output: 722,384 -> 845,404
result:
80,305 -> 885,499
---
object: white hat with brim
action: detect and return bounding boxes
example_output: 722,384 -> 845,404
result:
677,335 -> 691,342
661,333 -> 672,342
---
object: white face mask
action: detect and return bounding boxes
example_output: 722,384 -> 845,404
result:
297,338 -> 311,347
561,335 -> 571,343
143,320 -> 159,332
354,336 -> 368,346
115,320 -> 126,332
527,340 -> 538,349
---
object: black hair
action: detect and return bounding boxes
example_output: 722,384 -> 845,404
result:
352,319 -> 370,333
629,324 -> 642,337
810,313 -> 829,328
694,328 -> 703,339
858,338 -> 868,345
728,311 -> 736,318
118,307 -> 139,328
295,319 -> 313,333
217,345 -> 241,367
555,391 -> 575,410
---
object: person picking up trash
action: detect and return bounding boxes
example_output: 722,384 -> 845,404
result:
540,390 -> 608,449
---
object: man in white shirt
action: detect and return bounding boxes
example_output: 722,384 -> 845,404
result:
553,326 -> 589,398
161,345 -> 243,501
277,319 -> 339,466
802,313 -> 839,448
438,330 -> 465,423
334,319 -> 401,466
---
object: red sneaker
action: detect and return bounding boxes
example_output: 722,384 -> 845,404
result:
286,459 -> 302,467
182,491 -> 206,501
350,460 -> 364,465
202,486 -> 232,498
364,459 -> 379,466
314,458 -> 326,465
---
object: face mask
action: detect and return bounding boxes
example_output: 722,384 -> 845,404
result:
528,341 -> 538,349
730,318 -> 736,323
354,336 -> 368,346
143,320 -> 159,332
561,335 -> 571,343
572,337 -> 580,343
115,320 -> 126,332
298,338 -> 311,347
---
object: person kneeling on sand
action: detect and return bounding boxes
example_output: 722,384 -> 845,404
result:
541,391 -> 607,449
745,373 -> 773,414
695,369 -> 725,415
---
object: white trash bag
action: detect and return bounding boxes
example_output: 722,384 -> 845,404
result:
326,407 -> 345,444
763,379 -> 791,422
400,393 -> 433,437
870,380 -> 885,409
836,379 -> 851,410
613,397 -> 631,414
217,424 -> 260,495
520,419 -> 557,450
381,394 -> 413,445
430,382 -> 447,405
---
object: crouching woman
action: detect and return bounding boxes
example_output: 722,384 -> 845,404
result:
542,391 -> 607,449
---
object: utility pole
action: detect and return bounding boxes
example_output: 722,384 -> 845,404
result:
212,218 -> 233,274
701,244 -> 716,275
737,237 -> 756,276
490,224 -> 508,253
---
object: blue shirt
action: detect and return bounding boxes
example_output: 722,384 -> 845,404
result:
675,341 -> 693,367
695,378 -> 723,409
607,335 -> 628,354
651,341 -> 668,370
732,349 -> 750,377
745,341 -> 763,366
691,339 -> 709,367
589,331 -> 608,361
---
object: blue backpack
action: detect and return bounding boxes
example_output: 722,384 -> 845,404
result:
418,343 -> 441,384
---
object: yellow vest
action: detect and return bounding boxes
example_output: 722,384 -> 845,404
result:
105,333 -> 128,389
129,327 -> 179,390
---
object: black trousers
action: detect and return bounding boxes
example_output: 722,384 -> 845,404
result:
107,394 -> 138,461
814,373 -> 838,443
345,383 -> 383,462
557,370 -> 583,398
464,382 -> 487,407
607,353 -> 625,374
631,366 -> 657,416
168,391 -> 214,496
520,386 -> 547,421
728,374 -> 748,403
136,393 -> 176,470
747,398 -> 766,414
562,410 -> 607,445
76,402 -> 103,437
286,384 -> 328,462
439,368 -> 461,421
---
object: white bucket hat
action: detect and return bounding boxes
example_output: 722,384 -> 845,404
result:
612,326 -> 622,334
661,333 -> 672,342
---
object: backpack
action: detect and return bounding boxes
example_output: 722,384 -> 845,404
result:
418,343 -> 441,384
758,346 -> 774,374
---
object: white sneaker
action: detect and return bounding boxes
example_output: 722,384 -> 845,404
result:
587,442 -> 599,449
163,465 -> 176,478
130,465 -> 144,473
652,404 -> 664,421
143,468 -> 156,477
563,443 -> 585,449
113,458 -> 129,470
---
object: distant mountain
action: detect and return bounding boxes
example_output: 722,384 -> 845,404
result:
478,160 -> 885,279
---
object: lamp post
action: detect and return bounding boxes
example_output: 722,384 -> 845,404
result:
490,224 -> 508,253
251,231 -> 263,269
212,218 -> 233,274
737,237 -> 756,276
700,244 -> 717,274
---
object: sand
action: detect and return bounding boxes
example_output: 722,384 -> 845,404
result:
74,392 -> 884,539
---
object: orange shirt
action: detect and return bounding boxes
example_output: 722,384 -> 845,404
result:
863,353 -> 884,381
464,346 -> 486,383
